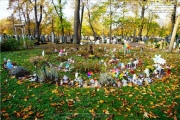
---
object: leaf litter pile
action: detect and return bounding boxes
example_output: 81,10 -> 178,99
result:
1,44 -> 180,119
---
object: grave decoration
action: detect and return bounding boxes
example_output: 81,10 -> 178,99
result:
87,71 -> 93,78
5,45 -> 172,89
6,59 -> 13,70
4,58 -> 30,79
42,50 -> 45,56
124,41 -> 131,54
109,54 -> 119,64
63,75 -> 69,85
58,49 -> 64,56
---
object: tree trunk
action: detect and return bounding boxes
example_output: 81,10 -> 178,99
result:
109,0 -> 112,44
73,0 -> 81,44
168,15 -> 180,52
133,28 -> 136,42
34,0 -> 42,44
18,0 -> 22,23
59,0 -> 64,37
52,0 -> 64,38
27,15 -> 31,36
80,3 -> 84,37
138,6 -> 145,41
171,0 -> 177,34
87,6 -> 96,41
26,2 -> 31,36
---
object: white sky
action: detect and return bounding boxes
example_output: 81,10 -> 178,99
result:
0,0 -> 12,19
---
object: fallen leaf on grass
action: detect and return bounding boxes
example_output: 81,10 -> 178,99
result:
103,109 -> 109,115
89,109 -> 96,117
22,114 -> 30,119
126,107 -> 131,111
99,100 -> 104,104
3,113 -> 9,117
36,112 -> 44,118
14,111 -> 21,118
129,94 -> 133,97
143,111 -> 149,118
27,111 -> 34,115
67,99 -> 74,107
22,105 -> 32,112
24,96 -> 29,101
17,80 -> 26,85
1,108 -> 6,113
52,89 -> 58,94
174,115 -> 177,120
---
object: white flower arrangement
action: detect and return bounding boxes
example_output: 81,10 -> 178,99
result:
152,54 -> 166,65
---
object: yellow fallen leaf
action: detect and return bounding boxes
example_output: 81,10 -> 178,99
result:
23,106 -> 32,112
126,107 -> 131,111
89,109 -> 95,113
50,103 -> 57,107
22,114 -> 30,119
143,111 -> 149,118
129,94 -> 133,97
31,94 -> 35,97
52,89 -> 58,94
150,101 -> 154,105
103,109 -> 109,115
99,100 -> 104,103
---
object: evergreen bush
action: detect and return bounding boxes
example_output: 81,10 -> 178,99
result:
1,38 -> 21,51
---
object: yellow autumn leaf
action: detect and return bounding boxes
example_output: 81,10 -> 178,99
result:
89,109 -> 95,113
129,94 -> 133,97
99,100 -> 104,103
22,114 -> 30,119
143,111 -> 149,118
150,101 -> 154,105
31,94 -> 35,97
52,89 -> 58,94
103,109 -> 109,115
126,107 -> 131,111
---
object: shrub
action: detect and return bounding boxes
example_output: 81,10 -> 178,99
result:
99,72 -> 114,86
24,38 -> 35,49
29,56 -> 46,68
73,61 -> 101,73
37,64 -> 60,83
1,38 -> 21,51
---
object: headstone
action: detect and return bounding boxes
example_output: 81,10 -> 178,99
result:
106,38 -> 110,44
95,40 -> 100,44
67,36 -> 71,43
51,32 -> 54,43
42,50 -> 45,56
59,36 -> 63,43
173,42 -> 176,49
89,36 -> 94,41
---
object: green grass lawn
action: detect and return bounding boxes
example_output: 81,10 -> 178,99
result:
1,44 -> 180,119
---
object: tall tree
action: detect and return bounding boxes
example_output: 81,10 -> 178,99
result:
86,0 -> 97,41
73,0 -> 81,44
169,15 -> 180,52
52,0 -> 66,37
171,0 -> 177,34
137,0 -> 148,41
80,2 -> 85,37
34,0 -> 43,44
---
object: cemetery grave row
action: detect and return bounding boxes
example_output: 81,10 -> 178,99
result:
3,43 -> 173,89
